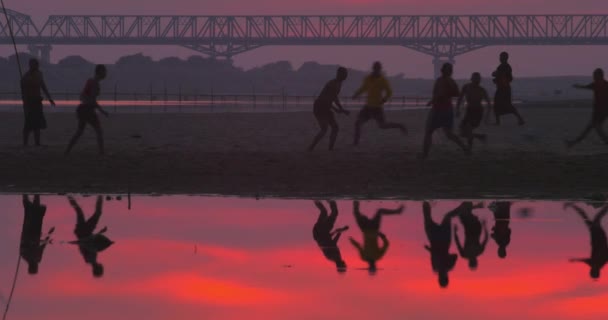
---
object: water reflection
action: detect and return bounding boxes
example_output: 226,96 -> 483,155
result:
20,195 -> 52,275
490,201 -> 512,259
565,202 -> 608,279
312,200 -> 348,273
423,201 -> 463,288
68,196 -> 114,278
350,200 -> 403,275
0,195 -> 607,320
454,202 -> 488,271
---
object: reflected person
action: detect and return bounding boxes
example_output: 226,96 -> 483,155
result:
565,202 -> 608,279
20,194 -> 49,275
349,200 -> 403,275
312,200 -> 349,273
68,195 -> 114,278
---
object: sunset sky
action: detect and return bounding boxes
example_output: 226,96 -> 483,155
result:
4,0 -> 608,78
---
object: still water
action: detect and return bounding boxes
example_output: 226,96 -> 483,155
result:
1,195 -> 607,320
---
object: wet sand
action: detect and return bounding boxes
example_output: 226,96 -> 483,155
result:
0,106 -> 606,199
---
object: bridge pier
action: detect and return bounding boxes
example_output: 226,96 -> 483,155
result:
432,57 -> 455,79
27,45 -> 52,64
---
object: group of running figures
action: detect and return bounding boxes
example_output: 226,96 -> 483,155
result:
18,51 -> 608,156
309,51 -> 608,157
313,200 -> 608,288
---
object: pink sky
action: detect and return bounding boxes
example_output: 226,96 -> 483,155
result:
3,0 -> 608,78
2,195 -> 608,319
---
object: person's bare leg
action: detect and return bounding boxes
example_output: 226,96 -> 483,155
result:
513,109 -> 525,126
23,128 -> 30,146
354,118 -> 364,146
34,129 -> 41,146
92,123 -> 105,155
65,121 -> 86,155
376,205 -> 404,216
444,128 -> 471,155
308,123 -> 328,151
328,118 -> 339,150
593,123 -> 608,144
377,119 -> 407,135
421,131 -> 433,159
566,123 -> 593,148
564,202 -> 593,229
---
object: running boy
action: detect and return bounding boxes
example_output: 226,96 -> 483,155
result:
352,61 -> 407,146
565,68 -> 608,148
65,65 -> 110,155
456,72 -> 491,149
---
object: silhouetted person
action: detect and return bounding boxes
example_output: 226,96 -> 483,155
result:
308,67 -> 350,151
491,52 -> 525,125
65,64 -> 110,155
349,200 -> 403,275
68,195 -> 114,278
456,72 -> 491,149
564,202 -> 608,279
489,201 -> 512,259
20,58 -> 55,146
312,200 -> 349,272
565,68 -> 608,148
352,61 -> 407,146
423,201 -> 470,288
421,63 -> 470,159
454,202 -> 488,270
20,194 -> 48,275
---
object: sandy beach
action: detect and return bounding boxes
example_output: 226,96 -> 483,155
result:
0,106 -> 606,199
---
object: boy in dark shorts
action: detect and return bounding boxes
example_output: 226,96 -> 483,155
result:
349,200 -> 403,275
421,63 -> 470,159
20,58 -> 56,146
564,202 -> 608,279
491,51 -> 525,126
456,72 -> 491,148
565,68 -> 608,148
352,61 -> 407,146
65,64 -> 110,155
308,67 -> 350,151
312,200 -> 349,273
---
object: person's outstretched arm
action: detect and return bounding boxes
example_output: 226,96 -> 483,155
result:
382,78 -> 393,104
573,83 -> 594,90
480,220 -> 489,253
454,225 -> 465,256
349,237 -> 363,252
456,85 -> 467,117
483,87 -> 492,123
95,103 -> 110,117
379,232 -> 390,256
352,78 -> 368,99
40,75 -> 55,106
569,258 -> 592,266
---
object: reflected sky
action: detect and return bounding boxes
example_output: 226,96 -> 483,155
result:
1,195 -> 608,320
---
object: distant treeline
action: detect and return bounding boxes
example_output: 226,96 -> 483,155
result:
0,52 -> 594,101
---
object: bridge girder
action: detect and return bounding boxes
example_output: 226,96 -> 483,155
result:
4,12 -> 608,76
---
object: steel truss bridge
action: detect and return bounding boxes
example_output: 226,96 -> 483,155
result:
2,9 -> 608,76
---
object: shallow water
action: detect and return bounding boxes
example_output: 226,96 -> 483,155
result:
1,195 -> 607,320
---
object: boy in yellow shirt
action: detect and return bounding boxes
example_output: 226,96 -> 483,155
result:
352,62 -> 407,146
